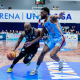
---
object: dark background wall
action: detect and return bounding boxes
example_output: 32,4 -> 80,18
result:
0,22 -> 80,33
0,23 -> 38,32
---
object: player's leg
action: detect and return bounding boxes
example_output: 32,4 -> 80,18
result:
37,44 -> 50,65
30,44 -> 50,75
10,53 -> 25,68
50,46 -> 60,62
50,36 -> 66,71
50,46 -> 64,71
23,47 -> 38,65
7,53 -> 25,73
7,46 -> 27,72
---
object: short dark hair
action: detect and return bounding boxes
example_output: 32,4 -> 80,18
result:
8,6 -> 11,9
41,7 -> 50,15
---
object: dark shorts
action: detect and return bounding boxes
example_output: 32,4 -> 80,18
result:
19,46 -> 38,62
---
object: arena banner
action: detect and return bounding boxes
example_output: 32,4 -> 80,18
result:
0,34 -> 6,40
6,33 -> 20,40
65,41 -> 78,47
6,33 -> 26,41
64,34 -> 78,41
6,33 -> 78,41
0,10 -> 80,23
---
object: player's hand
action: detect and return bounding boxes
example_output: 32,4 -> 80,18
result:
24,42 -> 32,48
59,12 -> 65,18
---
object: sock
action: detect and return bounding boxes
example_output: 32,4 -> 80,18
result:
58,59 -> 61,63
58,59 -> 63,64
35,65 -> 40,71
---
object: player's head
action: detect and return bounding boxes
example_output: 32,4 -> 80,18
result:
24,22 -> 31,33
40,7 -> 50,19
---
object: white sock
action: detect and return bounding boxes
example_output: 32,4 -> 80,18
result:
59,59 -> 63,64
35,65 -> 40,71
58,59 -> 61,63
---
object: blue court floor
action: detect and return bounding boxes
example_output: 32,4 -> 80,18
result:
0,62 -> 80,80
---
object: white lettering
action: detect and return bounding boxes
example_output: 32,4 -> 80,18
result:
51,74 -> 80,79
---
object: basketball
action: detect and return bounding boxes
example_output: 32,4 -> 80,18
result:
7,52 -> 16,60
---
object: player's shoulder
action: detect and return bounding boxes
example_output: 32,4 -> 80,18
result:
21,31 -> 25,36
35,28 -> 40,33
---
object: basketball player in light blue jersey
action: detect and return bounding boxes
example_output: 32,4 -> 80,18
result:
25,7 -> 66,75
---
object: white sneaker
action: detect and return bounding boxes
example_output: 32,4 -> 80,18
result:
30,69 -> 38,75
58,59 -> 64,71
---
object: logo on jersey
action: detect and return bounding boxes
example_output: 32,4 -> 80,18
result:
32,36 -> 36,39
49,27 -> 53,31
22,49 -> 25,51
48,23 -> 50,26
26,36 -> 28,39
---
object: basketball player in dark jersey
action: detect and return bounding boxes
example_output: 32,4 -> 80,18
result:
7,22 -> 40,72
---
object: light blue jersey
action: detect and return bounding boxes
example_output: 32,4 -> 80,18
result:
44,16 -> 66,50
1,7 -> 4,9
44,16 -> 63,38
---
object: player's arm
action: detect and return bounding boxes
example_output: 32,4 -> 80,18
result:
35,29 -> 40,37
31,24 -> 45,44
13,32 -> 25,51
51,12 -> 65,21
